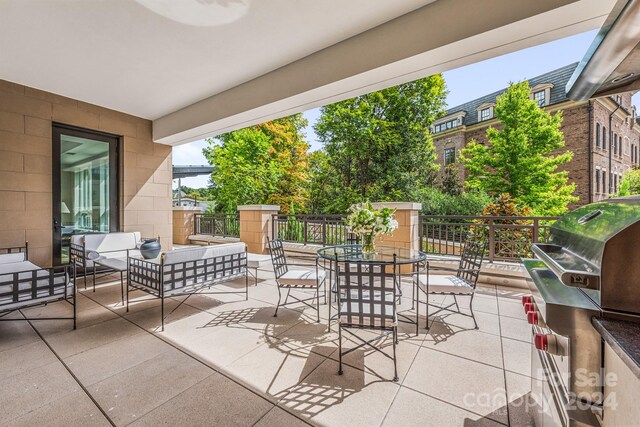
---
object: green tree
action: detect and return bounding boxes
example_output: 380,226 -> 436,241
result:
617,167 -> 640,196
461,81 -> 577,215
203,115 -> 310,213
313,75 -> 447,212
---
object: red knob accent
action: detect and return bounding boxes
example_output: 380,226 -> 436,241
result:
534,333 -> 548,351
522,296 -> 533,306
523,303 -> 534,314
527,311 -> 539,325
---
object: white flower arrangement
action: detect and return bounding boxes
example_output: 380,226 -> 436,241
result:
344,201 -> 398,237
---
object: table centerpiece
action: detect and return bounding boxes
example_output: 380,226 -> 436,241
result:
344,201 -> 398,254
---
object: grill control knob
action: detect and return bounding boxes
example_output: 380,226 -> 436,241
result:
534,333 -> 547,350
527,311 -> 539,325
522,296 -> 533,306
523,303 -> 534,314
534,333 -> 564,355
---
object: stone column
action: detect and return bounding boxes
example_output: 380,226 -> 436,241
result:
371,202 -> 422,251
172,207 -> 202,245
372,202 -> 422,272
238,205 -> 280,254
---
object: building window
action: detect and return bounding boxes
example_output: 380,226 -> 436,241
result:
603,126 -> 607,150
480,108 -> 491,121
603,170 -> 607,194
596,169 -> 601,193
614,134 -> 618,156
533,90 -> 546,107
614,173 -> 618,193
444,148 -> 456,166
433,118 -> 460,133
595,123 -> 600,147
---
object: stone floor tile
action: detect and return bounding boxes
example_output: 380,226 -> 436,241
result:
498,298 -> 527,319
505,371 -> 535,427
0,361 -> 81,424
0,315 -> 40,352
499,316 -> 532,343
277,357 -> 400,426
225,340 -> 332,400
403,347 -> 508,424
423,324 -> 504,369
88,350 -> 213,425
254,406 -> 311,427
502,337 -> 532,376
8,390 -> 110,427
64,332 -> 173,386
130,372 -> 273,427
382,387 -> 505,427
44,316 -> 144,358
0,340 -> 58,381
327,329 -> 422,383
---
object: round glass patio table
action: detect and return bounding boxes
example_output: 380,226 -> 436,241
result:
317,244 -> 427,265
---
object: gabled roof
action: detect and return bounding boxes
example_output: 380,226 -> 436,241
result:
444,62 -> 579,127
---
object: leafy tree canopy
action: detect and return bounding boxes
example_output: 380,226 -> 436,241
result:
313,75 -> 447,212
617,167 -> 640,197
203,114 -> 310,213
461,81 -> 577,215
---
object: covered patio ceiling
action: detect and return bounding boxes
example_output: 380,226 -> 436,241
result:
0,0 -> 615,146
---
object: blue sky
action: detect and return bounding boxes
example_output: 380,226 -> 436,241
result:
174,29 -> 639,188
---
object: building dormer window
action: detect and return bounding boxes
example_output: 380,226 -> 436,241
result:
476,103 -> 495,122
432,112 -> 466,134
433,118 -> 460,133
530,83 -> 553,108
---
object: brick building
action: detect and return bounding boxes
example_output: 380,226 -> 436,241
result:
433,63 -> 640,207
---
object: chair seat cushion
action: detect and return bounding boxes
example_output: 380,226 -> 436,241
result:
0,252 -> 26,264
418,275 -> 474,294
279,269 -> 325,287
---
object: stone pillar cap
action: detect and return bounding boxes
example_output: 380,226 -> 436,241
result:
371,202 -> 422,210
237,204 -> 281,211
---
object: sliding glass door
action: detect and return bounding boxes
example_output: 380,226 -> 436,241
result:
52,124 -> 119,265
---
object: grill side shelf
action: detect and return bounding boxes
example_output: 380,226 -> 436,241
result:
531,244 -> 600,290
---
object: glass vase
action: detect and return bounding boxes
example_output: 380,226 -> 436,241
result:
361,233 -> 377,254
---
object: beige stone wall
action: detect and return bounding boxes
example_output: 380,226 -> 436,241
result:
173,208 -> 200,245
0,79 -> 172,266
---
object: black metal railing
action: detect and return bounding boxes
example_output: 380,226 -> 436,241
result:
419,215 -> 557,262
271,214 -> 357,246
194,213 -> 240,238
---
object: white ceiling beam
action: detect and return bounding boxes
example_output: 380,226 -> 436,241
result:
153,0 -> 614,146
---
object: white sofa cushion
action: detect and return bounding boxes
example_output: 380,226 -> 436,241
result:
162,243 -> 245,265
0,252 -> 26,264
82,232 -> 141,253
279,269 -> 325,287
0,262 -> 70,309
418,274 -> 474,294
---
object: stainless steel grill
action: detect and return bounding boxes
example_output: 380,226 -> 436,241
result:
523,196 -> 640,426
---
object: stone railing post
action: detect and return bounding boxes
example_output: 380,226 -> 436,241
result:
372,202 -> 422,272
172,207 -> 203,245
238,205 -> 281,254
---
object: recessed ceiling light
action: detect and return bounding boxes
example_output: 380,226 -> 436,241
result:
610,73 -> 635,84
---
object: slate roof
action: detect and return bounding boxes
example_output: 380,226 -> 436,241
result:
443,62 -> 579,127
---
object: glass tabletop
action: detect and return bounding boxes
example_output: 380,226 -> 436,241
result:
317,245 -> 427,264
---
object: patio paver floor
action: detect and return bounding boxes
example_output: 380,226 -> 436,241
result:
0,267 -> 535,426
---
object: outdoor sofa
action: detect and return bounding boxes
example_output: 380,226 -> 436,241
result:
70,232 -> 152,303
127,242 -> 248,330
0,243 -> 76,328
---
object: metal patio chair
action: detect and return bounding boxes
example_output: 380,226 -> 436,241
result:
337,257 -> 399,382
418,236 -> 487,329
268,239 -> 326,322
